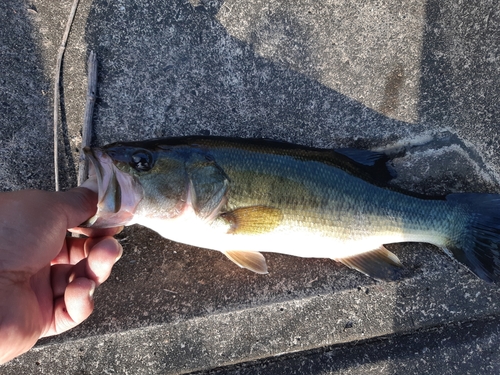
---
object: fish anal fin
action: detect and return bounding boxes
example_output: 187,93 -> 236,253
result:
223,250 -> 268,274
336,246 -> 402,281
221,206 -> 283,234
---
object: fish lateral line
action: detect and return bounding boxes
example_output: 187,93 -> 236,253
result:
82,136 -> 500,284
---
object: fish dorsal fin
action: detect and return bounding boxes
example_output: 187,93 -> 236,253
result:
152,136 -> 396,187
221,206 -> 283,234
222,250 -> 269,274
335,148 -> 386,167
336,246 -> 403,281
332,148 -> 396,185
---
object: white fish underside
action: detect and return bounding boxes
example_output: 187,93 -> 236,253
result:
131,202 -> 449,260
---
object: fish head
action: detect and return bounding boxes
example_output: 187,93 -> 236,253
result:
83,143 -> 188,228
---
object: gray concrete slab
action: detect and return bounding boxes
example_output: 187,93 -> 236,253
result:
201,316 -> 500,374
1,0 -> 499,373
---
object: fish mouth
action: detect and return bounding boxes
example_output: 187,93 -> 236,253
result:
81,147 -> 143,228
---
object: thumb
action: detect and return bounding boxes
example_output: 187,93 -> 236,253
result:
53,187 -> 98,229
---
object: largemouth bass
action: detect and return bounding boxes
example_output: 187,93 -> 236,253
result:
83,136 -> 500,282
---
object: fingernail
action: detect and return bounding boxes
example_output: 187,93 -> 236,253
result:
95,237 -> 123,262
89,280 -> 96,300
115,243 -> 123,262
80,176 -> 98,193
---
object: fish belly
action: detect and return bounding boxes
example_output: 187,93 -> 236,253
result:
132,195 -> 452,259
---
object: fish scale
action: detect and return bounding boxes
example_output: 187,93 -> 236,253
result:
217,146 -> 442,240
83,136 -> 500,282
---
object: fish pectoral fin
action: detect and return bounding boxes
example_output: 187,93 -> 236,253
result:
335,246 -> 403,281
186,153 -> 230,220
221,206 -> 283,234
222,250 -> 269,274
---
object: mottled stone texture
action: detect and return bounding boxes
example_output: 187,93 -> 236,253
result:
1,0 -> 499,373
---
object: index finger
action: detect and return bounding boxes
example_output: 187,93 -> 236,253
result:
69,226 -> 124,238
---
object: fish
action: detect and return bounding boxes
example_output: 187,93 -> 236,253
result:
82,136 -> 500,282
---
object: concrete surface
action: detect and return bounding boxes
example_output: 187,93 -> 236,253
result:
1,0 -> 499,373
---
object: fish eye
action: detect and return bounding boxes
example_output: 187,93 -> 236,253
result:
130,150 -> 154,172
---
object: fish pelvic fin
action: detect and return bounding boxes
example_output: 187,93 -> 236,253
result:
445,193 -> 500,283
222,250 -> 269,274
335,246 -> 403,281
221,206 -> 283,234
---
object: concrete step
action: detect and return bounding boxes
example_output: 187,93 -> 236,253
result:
200,316 -> 500,375
3,238 -> 500,374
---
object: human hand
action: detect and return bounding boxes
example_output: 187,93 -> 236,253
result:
0,185 -> 122,364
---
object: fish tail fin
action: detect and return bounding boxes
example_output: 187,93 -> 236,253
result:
445,193 -> 500,282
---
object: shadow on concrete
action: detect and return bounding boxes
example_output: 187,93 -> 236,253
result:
200,315 -> 500,374
0,0 -> 53,190
418,0 -> 499,137
392,0 -> 500,311
81,0 -> 413,148
392,1 -> 500,373
0,0 -> 79,191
